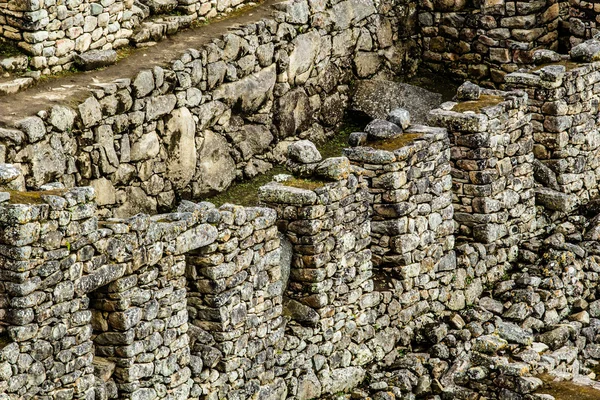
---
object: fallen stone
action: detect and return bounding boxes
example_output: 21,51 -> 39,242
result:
455,81 -> 481,101
365,119 -> 402,140
73,49 -> 117,71
387,108 -> 411,129
288,140 -> 322,164
351,80 -> 443,124
283,298 -> 319,326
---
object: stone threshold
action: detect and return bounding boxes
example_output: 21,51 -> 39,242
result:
0,0 -> 282,127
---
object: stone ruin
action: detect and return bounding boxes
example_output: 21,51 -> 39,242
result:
5,0 -> 600,399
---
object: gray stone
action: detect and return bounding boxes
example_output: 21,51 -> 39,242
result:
74,49 -> 117,71
165,107 -> 197,190
535,188 -> 579,213
315,157 -> 351,180
365,119 -> 402,140
351,80 -> 443,124
455,81 -> 481,101
132,69 -> 155,98
49,105 -> 76,132
533,49 -> 562,64
192,130 -> 236,196
570,39 -> 600,62
387,108 -> 411,130
287,140 -> 321,164
130,131 -> 160,161
288,31 -> 321,85
275,88 -> 312,138
212,64 -> 275,113
78,96 -> 103,128
15,117 -> 46,143
283,298 -> 319,326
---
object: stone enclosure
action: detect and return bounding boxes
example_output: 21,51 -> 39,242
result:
5,0 -> 600,399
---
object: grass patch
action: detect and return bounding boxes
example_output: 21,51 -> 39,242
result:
7,189 -> 67,204
451,94 -> 504,113
369,133 -> 423,151
207,165 -> 287,207
281,177 -> 325,191
317,120 -> 362,158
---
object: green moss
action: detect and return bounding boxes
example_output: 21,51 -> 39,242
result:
282,177 -> 325,191
369,133 -> 423,151
7,189 -> 67,204
206,165 -> 287,207
536,374 -> 600,400
451,94 -> 504,113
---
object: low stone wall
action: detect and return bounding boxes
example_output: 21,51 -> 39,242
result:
0,0 -> 415,219
420,0 -> 561,85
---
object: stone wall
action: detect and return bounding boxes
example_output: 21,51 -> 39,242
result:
420,0 -> 561,85
568,0 -> 600,45
0,0 -> 140,73
429,86 -> 536,283
259,171 -> 378,399
0,0 -> 417,219
505,50 -> 600,206
184,202 -> 287,400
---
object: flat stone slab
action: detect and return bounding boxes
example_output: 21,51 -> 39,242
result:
351,80 -> 443,125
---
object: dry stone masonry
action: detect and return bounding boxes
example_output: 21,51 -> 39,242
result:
7,0 -> 600,399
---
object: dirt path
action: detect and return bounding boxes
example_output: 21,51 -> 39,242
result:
0,0 -> 281,127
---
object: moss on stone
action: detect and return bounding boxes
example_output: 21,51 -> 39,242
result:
282,177 -> 325,191
7,189 -> 67,204
536,374 -> 600,400
369,133 -> 423,151
451,94 -> 504,113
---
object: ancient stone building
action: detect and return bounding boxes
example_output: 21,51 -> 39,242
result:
2,0 -> 600,399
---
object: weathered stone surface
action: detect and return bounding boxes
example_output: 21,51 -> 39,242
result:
455,81 -> 481,101
74,50 -> 117,71
28,138 -> 66,187
90,177 -> 116,206
283,298 -> 319,326
351,80 -> 443,124
213,64 -> 275,113
365,119 -> 403,140
113,186 -> 157,218
193,130 -> 236,196
165,107 -> 197,190
288,140 -> 321,164
535,188 -> 579,213
288,31 -> 320,85
275,88 -> 312,138
15,117 -> 45,143
130,131 -> 160,161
